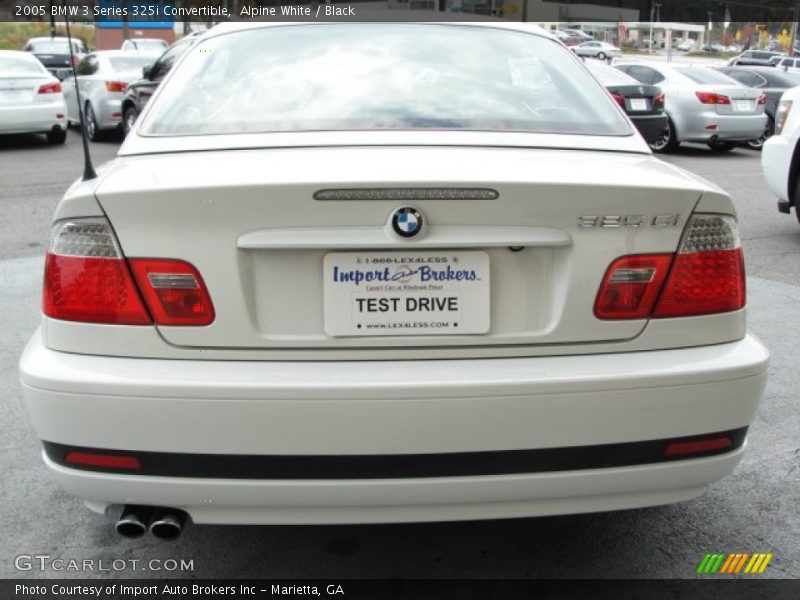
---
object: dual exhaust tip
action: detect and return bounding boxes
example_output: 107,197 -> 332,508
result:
116,506 -> 188,540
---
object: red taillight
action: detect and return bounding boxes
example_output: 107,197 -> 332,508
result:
43,218 -> 214,326
665,436 -> 733,457
595,214 -> 745,320
129,259 -> 215,326
105,80 -> 127,93
695,91 -> 731,105
653,91 -> 665,107
44,254 -> 152,324
70,53 -> 79,67
610,91 -> 626,108
43,219 -> 151,324
653,248 -> 745,318
65,452 -> 141,470
594,255 -> 673,319
757,94 -> 766,105
38,81 -> 62,94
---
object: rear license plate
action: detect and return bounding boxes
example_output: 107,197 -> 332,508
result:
628,98 -> 649,111
735,101 -> 753,112
0,89 -> 27,102
323,251 -> 490,336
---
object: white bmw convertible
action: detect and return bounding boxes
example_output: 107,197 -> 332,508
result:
20,22 -> 768,539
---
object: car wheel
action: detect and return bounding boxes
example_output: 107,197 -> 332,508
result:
84,102 -> 100,142
46,128 -> 67,145
745,116 -> 774,151
597,52 -> 607,60
123,106 -> 138,137
649,117 -> 678,153
707,141 -> 735,152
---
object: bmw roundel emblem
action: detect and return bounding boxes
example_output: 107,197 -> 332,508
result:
391,206 -> 424,238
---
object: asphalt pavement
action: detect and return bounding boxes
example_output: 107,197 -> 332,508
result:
0,131 -> 798,580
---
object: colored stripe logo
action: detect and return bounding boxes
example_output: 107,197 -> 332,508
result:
696,552 -> 773,574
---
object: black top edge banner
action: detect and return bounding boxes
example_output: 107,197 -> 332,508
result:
3,579 -> 800,600
3,1 -> 800,24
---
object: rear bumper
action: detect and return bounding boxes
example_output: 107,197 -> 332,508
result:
0,102 -> 66,135
679,111 -> 766,143
20,332 -> 769,523
762,134 -> 796,204
630,114 -> 668,144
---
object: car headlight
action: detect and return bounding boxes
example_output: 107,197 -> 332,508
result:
775,100 -> 793,135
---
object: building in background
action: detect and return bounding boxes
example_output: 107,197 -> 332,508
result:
94,0 -> 176,50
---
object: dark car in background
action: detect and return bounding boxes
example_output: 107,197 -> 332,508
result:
23,36 -> 87,80
585,61 -> 667,146
121,35 -> 197,136
715,66 -> 800,149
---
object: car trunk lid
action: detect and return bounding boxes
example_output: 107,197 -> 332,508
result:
95,146 -> 704,352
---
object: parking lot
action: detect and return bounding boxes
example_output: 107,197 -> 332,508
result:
1,131 -> 798,580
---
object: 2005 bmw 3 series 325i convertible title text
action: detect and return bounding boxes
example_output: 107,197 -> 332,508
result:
19,22 -> 769,538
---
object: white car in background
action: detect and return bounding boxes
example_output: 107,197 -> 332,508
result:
0,50 -> 67,144
121,38 -> 169,53
615,61 -> 768,152
762,86 -> 800,225
573,41 -> 621,60
62,50 -> 159,140
19,22 -> 768,539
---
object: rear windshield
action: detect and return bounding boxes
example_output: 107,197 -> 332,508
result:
673,67 -> 740,85
109,55 -> 156,72
131,40 -> 167,50
142,24 -> 632,137
586,62 -> 638,85
0,55 -> 45,75
28,40 -> 71,54
770,71 -> 800,85
746,51 -> 775,59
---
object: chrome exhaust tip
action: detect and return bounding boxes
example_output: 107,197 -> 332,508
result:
115,505 -> 153,539
149,510 -> 188,541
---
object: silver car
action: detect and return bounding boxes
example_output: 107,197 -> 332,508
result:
615,61 -> 767,152
573,42 -> 621,60
0,50 -> 67,144
62,50 -> 159,141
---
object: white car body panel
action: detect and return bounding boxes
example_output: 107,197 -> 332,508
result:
762,86 -> 800,204
92,145 -> 704,352
19,22 -> 769,526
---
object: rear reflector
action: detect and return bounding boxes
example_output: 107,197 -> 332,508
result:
65,452 -> 141,470
596,214 -> 745,320
105,81 -> 127,93
695,91 -> 731,105
43,219 -> 151,325
594,255 -> 673,319
129,259 -> 215,326
665,436 -> 732,457
38,81 -> 62,94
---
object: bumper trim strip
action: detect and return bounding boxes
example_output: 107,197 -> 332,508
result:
42,428 -> 747,480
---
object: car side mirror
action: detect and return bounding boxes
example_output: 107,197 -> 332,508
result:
142,64 -> 153,80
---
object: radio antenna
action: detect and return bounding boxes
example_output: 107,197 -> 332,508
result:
64,1 -> 97,181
